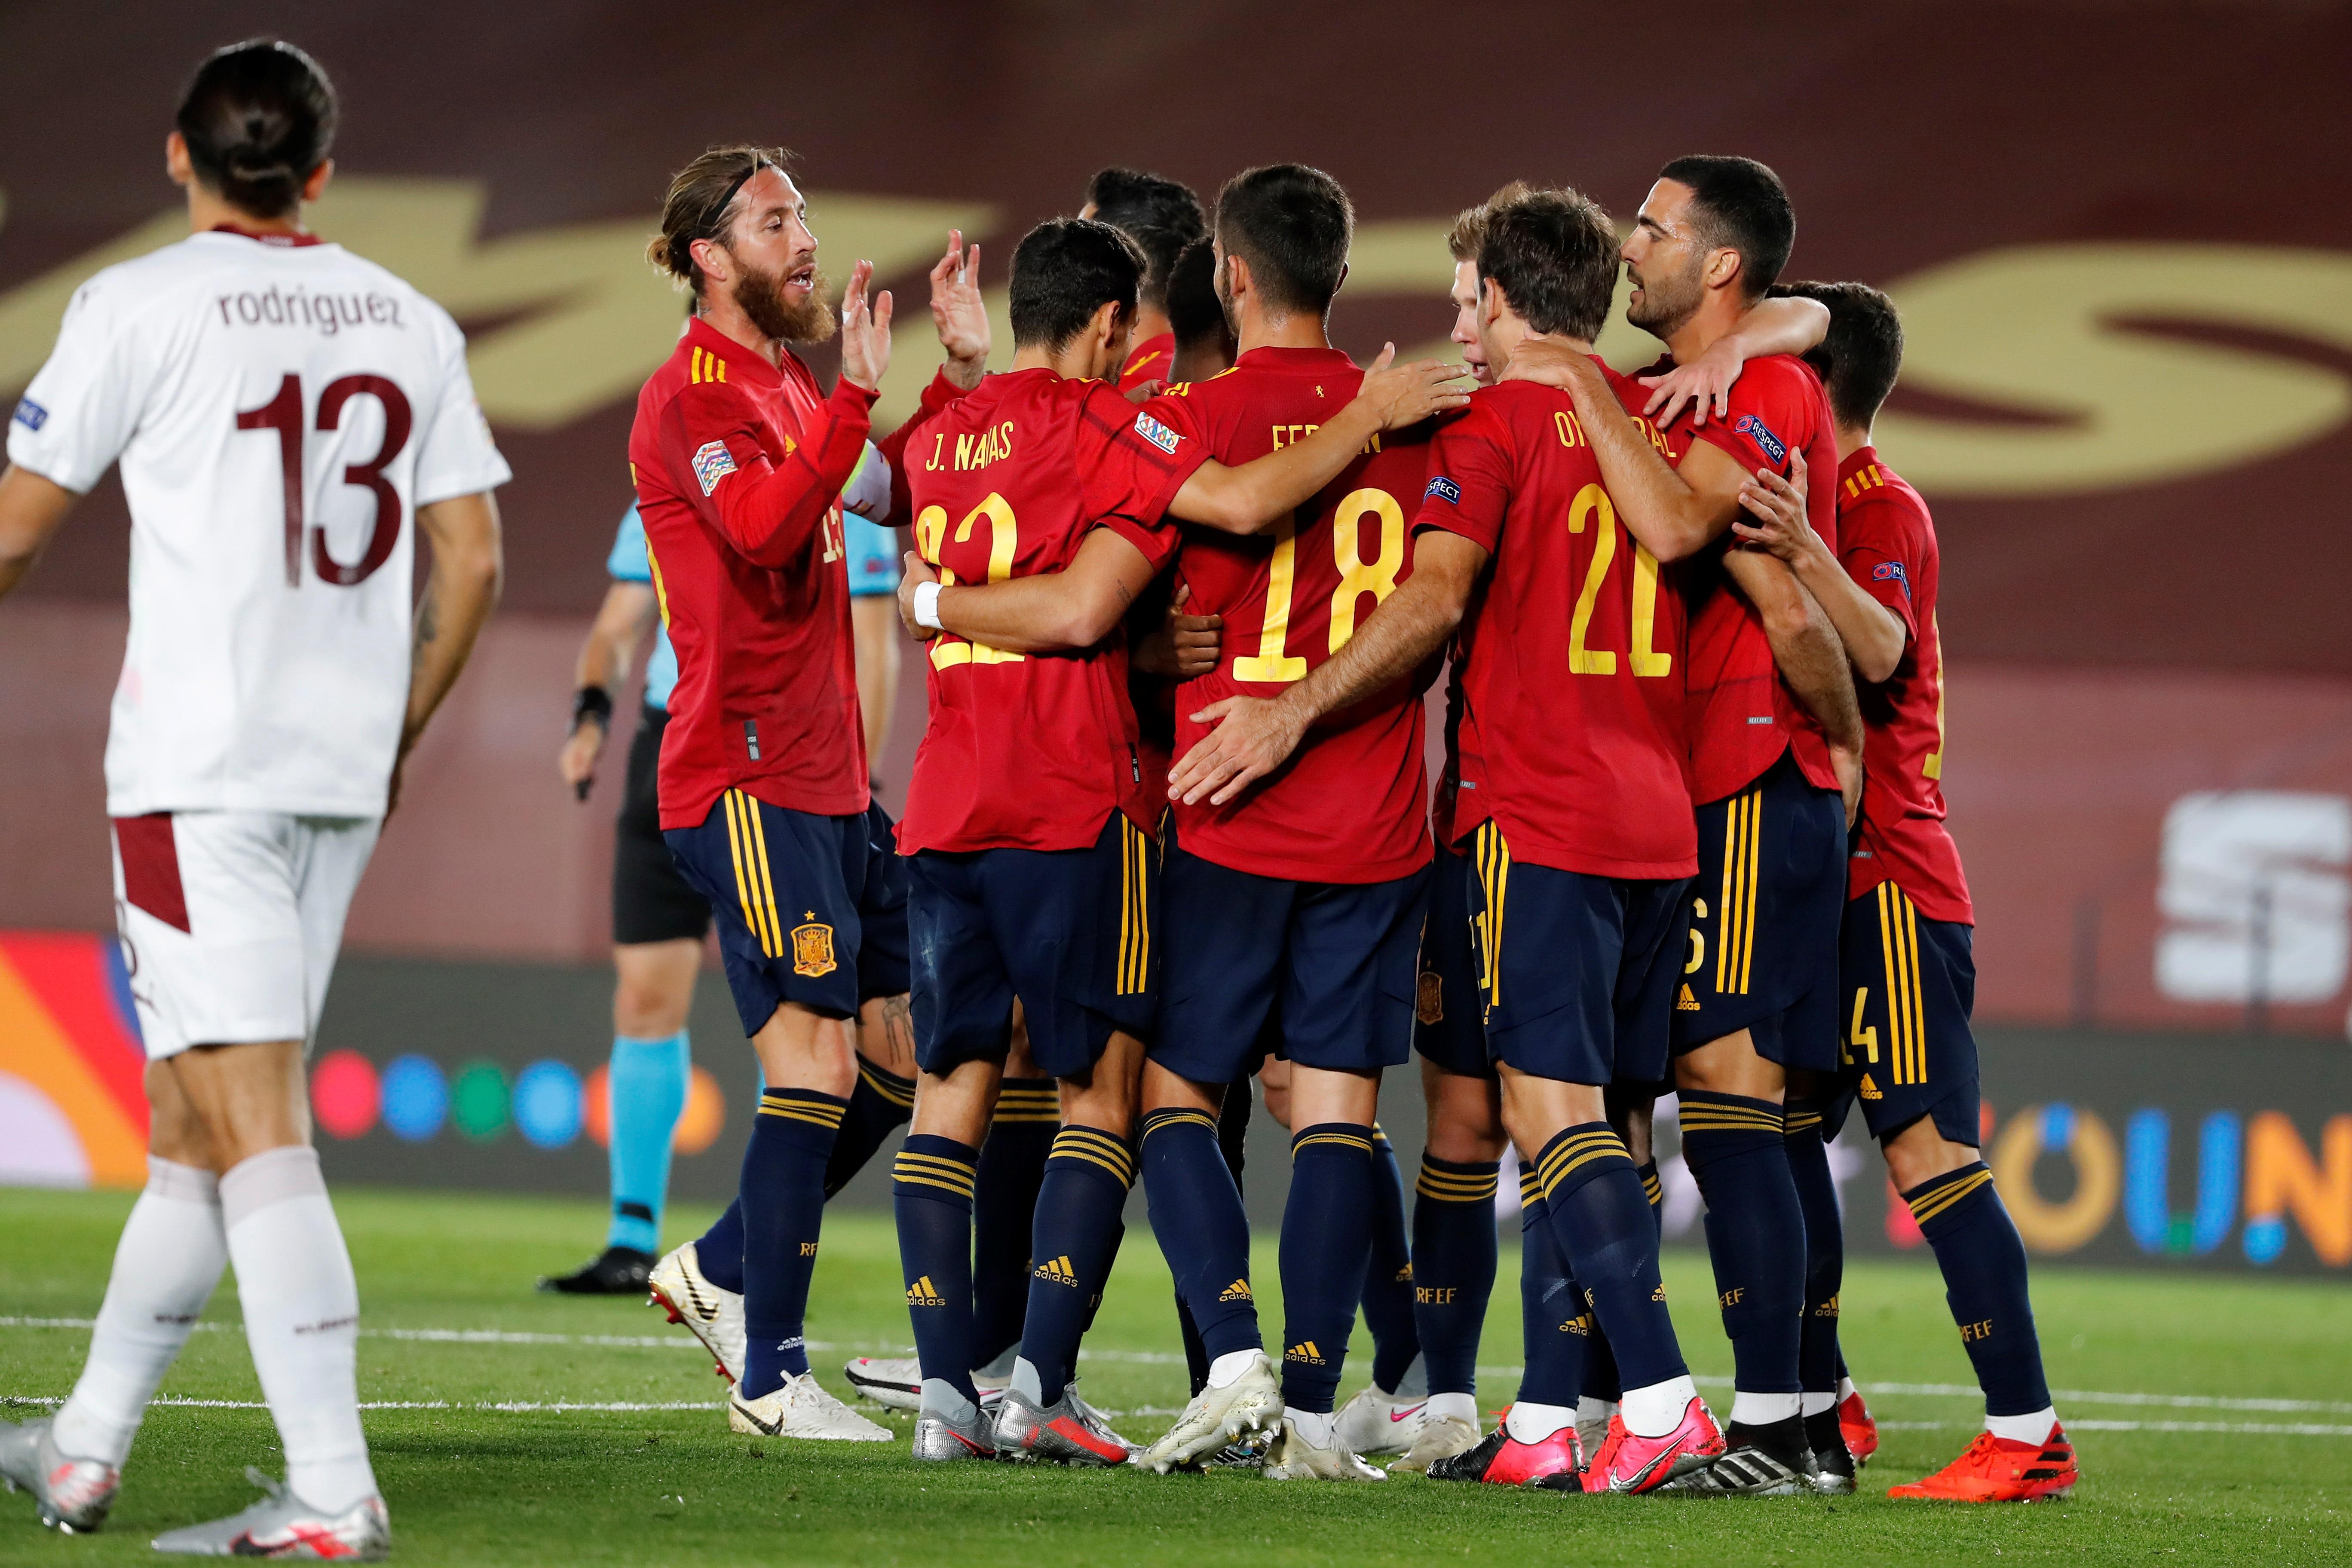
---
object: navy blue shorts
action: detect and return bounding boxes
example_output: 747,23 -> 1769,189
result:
1818,882 -> 1981,1148
664,790 -> 872,1032
907,811 -> 1158,1081
1466,820 -> 1690,1088
1414,840 -> 1491,1079
1154,824 -> 1431,1087
1673,750 -> 1844,1071
856,802 -> 910,1003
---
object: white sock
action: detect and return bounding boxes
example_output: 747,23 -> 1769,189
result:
1802,1390 -> 1838,1418
1285,1407 -> 1335,1447
52,1158 -> 227,1466
1620,1374 -> 1700,1439
1576,1394 -> 1617,1427
1504,1400 -> 1573,1444
1426,1391 -> 1478,1425
1984,1406 -> 2058,1446
1730,1391 -> 1804,1426
1206,1348 -> 1261,1390
1838,1374 -> 1860,1403
221,1147 -> 377,1513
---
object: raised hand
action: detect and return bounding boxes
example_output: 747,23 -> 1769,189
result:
1352,343 -> 1473,431
928,230 -> 989,388
839,259 -> 895,392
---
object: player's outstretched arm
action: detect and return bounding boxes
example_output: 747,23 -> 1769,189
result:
1166,346 -> 1470,534
1496,343 -> 1735,562
1638,296 -> 1829,428
1169,530 -> 1488,806
558,581 -> 657,800
392,489 -> 503,814
1722,545 -> 1865,823
0,464 -> 79,601
899,527 -> 1160,653
1733,451 -> 1907,683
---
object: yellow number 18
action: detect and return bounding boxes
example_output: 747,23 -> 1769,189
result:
1233,487 -> 1406,683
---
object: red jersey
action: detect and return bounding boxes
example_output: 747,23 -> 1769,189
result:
1155,347 -> 1436,884
629,318 -> 872,829
1118,332 -> 1175,394
1649,352 -> 1843,804
1416,368 -> 1696,879
1836,448 -> 1971,923
897,368 -> 1207,854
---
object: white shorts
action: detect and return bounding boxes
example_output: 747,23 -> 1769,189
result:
110,811 -> 381,1061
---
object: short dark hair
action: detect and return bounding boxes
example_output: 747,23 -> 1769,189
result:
1213,164 -> 1353,320
175,39 -> 338,220
1657,154 -> 1794,300
1774,280 -> 1904,429
1164,237 -> 1231,357
1475,186 -> 1618,341
1085,168 -> 1206,309
1007,217 -> 1145,351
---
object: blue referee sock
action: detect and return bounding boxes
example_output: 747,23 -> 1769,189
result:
823,1056 -> 914,1199
1516,1179 -> 1592,1410
892,1134 -> 980,1408
1678,1090 -> 1804,1403
972,1078 -> 1057,1372
1412,1154 -> 1501,1397
1534,1124 -> 1687,1392
607,1031 -> 690,1254
1280,1123 -> 1377,1415
738,1089 -> 845,1399
1784,1108 -> 1847,1400
1015,1125 -> 1134,1407
1142,1107 -> 1260,1359
1363,1127 -> 1424,1396
1903,1162 -> 2052,1418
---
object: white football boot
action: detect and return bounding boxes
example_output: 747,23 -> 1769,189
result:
728,1370 -> 892,1441
1262,1414 -> 1387,1482
150,1470 -> 388,1559
647,1240 -> 744,1385
0,1417 -> 119,1534
1139,1349 -> 1284,1473
845,1354 -> 1014,1412
1333,1384 -> 1435,1458
1388,1392 -> 1485,1474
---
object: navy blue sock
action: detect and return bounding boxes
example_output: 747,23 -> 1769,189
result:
892,1134 -> 980,1405
1535,1123 -> 1687,1391
1905,1162 -> 2052,1416
1363,1127 -> 1423,1393
1579,1158 -> 1659,1404
972,1078 -> 1056,1370
1279,1123 -> 1377,1415
1020,1125 -> 1134,1405
1638,1158 -> 1664,1232
694,1199 -> 745,1294
1412,1154 -> 1500,1397
823,1057 -> 913,1199
1784,1108 -> 1845,1396
1142,1107 -> 1260,1358
1517,1184 -> 1592,1409
738,1089 -> 845,1397
1678,1090 -> 1804,1398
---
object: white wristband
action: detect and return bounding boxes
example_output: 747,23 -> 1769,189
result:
913,579 -> 944,630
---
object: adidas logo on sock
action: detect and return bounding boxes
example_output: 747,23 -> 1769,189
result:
1559,1313 -> 1592,1335
1394,1262 -> 1414,1283
1676,983 -> 1701,1011
1218,1279 -> 1253,1302
1285,1341 -> 1326,1366
1652,1283 -> 1669,1302
1033,1256 -> 1078,1286
906,1276 -> 947,1307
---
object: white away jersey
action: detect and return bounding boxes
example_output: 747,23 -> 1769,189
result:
7,229 -> 511,817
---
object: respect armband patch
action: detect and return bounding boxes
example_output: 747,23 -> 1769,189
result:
1872,560 -> 1911,596
1132,411 -> 1182,455
1424,475 -> 1461,505
691,439 -> 738,496
12,398 -> 47,432
1733,413 -> 1786,466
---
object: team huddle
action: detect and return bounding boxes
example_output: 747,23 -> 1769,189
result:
0,36 -> 2071,1562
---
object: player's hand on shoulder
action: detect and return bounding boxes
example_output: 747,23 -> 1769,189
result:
897,551 -> 940,641
1729,448 -> 1819,563
1170,693 -> 1306,807
1493,336 -> 1596,391
1639,337 -> 1750,429
1354,343 -> 1473,431
1123,377 -> 1166,404
928,231 -> 990,389
839,259 -> 894,393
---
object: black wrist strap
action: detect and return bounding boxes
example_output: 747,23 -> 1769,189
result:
572,685 -> 614,730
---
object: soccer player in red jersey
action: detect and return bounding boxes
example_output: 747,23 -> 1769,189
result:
1180,184 -> 1733,1495
1494,156 -> 1862,1493
628,145 -> 939,1443
885,217 -> 1464,1466
1080,167 -> 1206,395
1735,281 -> 2074,1503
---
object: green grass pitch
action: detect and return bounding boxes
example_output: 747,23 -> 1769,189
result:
3,1186 -> 2346,1565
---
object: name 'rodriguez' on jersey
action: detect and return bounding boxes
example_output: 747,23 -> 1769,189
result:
6,227 -> 511,818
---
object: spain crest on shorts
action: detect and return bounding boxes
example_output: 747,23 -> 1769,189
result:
1415,969 -> 1444,1026
790,914 -> 838,978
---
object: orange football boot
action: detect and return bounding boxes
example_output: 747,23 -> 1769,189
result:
1888,1426 -> 2076,1502
1838,1388 -> 1879,1464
